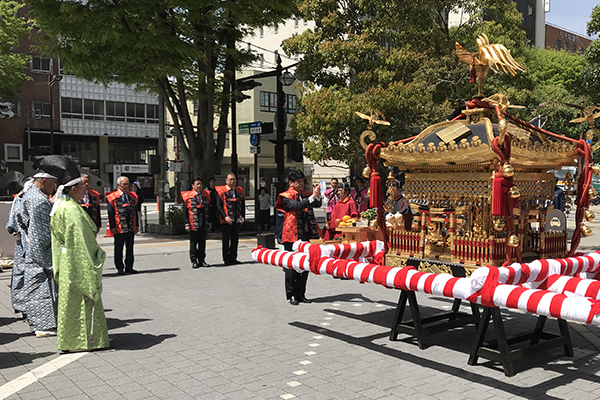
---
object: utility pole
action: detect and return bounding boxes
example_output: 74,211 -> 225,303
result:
275,54 -> 285,192
231,70 -> 238,177
158,93 -> 165,221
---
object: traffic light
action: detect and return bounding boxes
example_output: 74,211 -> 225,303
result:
262,122 -> 274,134
235,79 -> 262,103
287,140 -> 304,162
149,155 -> 161,175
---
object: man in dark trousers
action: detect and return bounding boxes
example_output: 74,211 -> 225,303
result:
182,177 -> 211,268
78,174 -> 102,234
276,170 -> 321,305
107,176 -> 138,275
216,173 -> 245,265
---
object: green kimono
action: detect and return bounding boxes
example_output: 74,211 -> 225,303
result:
51,196 -> 109,351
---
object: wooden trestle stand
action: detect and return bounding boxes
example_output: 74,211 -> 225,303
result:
389,290 -> 480,350
388,291 -> 574,376
468,306 -> 574,377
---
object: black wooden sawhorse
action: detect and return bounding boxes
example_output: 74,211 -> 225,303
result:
389,290 -> 480,349
468,306 -> 574,377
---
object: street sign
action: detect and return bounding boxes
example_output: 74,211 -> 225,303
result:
250,121 -> 262,134
238,123 -> 250,135
250,146 -> 260,154
250,134 -> 259,146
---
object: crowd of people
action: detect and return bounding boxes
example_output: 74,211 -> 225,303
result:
4,160 -> 406,348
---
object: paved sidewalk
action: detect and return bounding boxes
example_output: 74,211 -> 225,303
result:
0,233 -> 600,399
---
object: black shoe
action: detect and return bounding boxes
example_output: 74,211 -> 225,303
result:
117,270 -> 125,276
192,262 -> 200,269
125,268 -> 138,274
289,297 -> 299,306
232,260 -> 243,265
299,298 -> 312,304
201,262 -> 210,268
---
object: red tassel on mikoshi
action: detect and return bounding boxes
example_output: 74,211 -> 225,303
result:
369,171 -> 381,208
470,55 -> 477,84
491,172 -> 505,216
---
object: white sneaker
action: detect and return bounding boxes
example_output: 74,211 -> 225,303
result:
35,330 -> 57,337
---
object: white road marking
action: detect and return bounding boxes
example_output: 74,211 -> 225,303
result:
280,394 -> 296,399
293,370 -> 307,376
0,352 -> 87,399
299,360 -> 312,366
304,351 -> 316,356
312,335 -> 323,340
308,343 -> 320,347
287,381 -> 302,387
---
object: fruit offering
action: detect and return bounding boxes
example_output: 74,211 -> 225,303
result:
338,215 -> 356,227
360,208 -> 378,221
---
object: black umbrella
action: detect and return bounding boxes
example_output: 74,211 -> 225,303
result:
32,155 -> 81,186
0,171 -> 28,194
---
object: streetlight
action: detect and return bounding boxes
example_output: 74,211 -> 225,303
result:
275,55 -> 296,191
47,74 -> 62,154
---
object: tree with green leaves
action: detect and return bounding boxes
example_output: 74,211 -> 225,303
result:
581,5 -> 600,105
0,1 -> 31,97
283,0 -> 531,169
26,0 -> 295,178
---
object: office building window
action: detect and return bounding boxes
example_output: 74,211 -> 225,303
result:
286,94 -> 297,113
259,27 -> 264,38
294,18 -> 299,28
127,102 -> 146,123
260,92 -> 269,111
61,97 -> 83,119
260,91 -> 298,113
31,55 -> 51,73
304,19 -> 308,26
556,39 -> 561,50
4,144 -> 23,163
32,101 -> 51,118
84,99 -> 104,120
274,25 -> 278,34
106,101 -> 126,121
572,44 -> 577,52
61,141 -> 98,165
146,104 -> 159,123
109,140 -> 157,164
58,59 -> 74,76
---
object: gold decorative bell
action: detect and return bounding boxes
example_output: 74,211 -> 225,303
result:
369,219 -> 379,231
502,163 -> 514,178
493,218 -> 506,232
509,186 -> 520,198
362,166 -> 372,178
507,234 -> 520,247
581,224 -> 593,237
589,186 -> 598,199
585,209 -> 596,222
592,165 -> 600,176
498,118 -> 507,135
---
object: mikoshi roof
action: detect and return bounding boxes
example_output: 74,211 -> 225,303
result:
378,103 -> 580,172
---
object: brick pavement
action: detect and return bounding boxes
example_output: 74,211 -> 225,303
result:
0,230 -> 599,399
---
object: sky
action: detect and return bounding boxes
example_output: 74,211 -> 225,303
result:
545,0 -> 598,37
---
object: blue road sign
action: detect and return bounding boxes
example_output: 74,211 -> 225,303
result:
250,121 -> 262,134
250,134 -> 259,146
